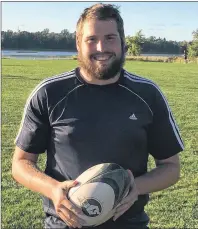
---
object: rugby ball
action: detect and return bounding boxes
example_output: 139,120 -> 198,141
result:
68,163 -> 132,227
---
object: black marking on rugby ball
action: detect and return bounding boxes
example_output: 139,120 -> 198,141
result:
81,198 -> 102,217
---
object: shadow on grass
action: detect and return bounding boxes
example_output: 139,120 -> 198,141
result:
2,75 -> 39,81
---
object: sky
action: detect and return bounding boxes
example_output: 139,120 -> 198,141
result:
2,1 -> 198,42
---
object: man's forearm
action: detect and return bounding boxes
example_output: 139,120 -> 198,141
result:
12,159 -> 59,200
135,162 -> 180,195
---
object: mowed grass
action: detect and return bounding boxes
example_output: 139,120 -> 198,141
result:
2,59 -> 198,229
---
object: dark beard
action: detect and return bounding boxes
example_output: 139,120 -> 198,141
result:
78,51 -> 125,80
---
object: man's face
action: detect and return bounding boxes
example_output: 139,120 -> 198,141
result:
77,19 -> 125,80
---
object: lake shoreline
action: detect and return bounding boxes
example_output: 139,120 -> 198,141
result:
2,48 -> 181,56
2,49 -> 184,61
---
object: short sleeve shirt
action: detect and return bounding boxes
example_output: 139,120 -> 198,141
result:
15,68 -> 184,217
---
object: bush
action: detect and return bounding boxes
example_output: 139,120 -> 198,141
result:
125,56 -> 173,62
72,56 -> 78,60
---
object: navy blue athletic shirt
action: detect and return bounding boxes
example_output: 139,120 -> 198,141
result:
15,67 -> 184,219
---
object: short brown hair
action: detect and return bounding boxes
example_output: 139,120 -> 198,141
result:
76,3 -> 125,48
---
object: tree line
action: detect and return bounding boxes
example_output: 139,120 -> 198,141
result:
1,29 -> 76,51
1,28 -> 198,57
126,29 -> 198,57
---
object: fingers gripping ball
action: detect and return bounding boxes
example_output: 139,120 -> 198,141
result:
68,163 -> 132,227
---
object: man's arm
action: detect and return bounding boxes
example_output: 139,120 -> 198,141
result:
135,154 -> 180,195
12,146 -> 84,228
12,146 -> 59,198
113,154 -> 180,220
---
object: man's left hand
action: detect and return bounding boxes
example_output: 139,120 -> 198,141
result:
113,170 -> 139,221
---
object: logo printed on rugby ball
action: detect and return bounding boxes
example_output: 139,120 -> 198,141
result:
81,199 -> 102,217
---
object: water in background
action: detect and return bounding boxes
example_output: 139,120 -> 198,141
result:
2,49 -> 182,59
2,50 -> 77,59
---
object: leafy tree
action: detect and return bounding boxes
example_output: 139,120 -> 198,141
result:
192,29 -> 198,40
188,29 -> 198,57
126,30 -> 145,56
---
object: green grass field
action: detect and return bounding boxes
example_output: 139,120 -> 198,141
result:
2,59 -> 198,229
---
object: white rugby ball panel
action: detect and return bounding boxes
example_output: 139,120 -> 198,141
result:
87,169 -> 131,207
68,182 -> 115,227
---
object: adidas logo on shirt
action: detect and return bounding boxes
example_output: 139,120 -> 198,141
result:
129,113 -> 137,120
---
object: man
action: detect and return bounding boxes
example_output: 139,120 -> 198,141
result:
184,49 -> 188,64
12,3 -> 184,229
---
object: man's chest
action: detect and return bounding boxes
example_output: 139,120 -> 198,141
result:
48,86 -> 153,174
50,86 -> 152,147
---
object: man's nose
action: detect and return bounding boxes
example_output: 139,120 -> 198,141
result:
96,40 -> 106,52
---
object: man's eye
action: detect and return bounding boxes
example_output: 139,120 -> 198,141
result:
87,38 -> 96,43
107,36 -> 115,41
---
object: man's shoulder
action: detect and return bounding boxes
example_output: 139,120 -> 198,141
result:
121,69 -> 164,111
122,69 -> 159,93
26,69 -> 80,107
30,69 -> 78,97
38,69 -> 77,91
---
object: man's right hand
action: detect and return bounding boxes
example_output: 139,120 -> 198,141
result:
12,148 -> 85,228
51,180 -> 85,228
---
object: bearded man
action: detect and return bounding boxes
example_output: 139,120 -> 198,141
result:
12,3 -> 184,229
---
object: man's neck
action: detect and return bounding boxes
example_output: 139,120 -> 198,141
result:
79,68 -> 121,85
